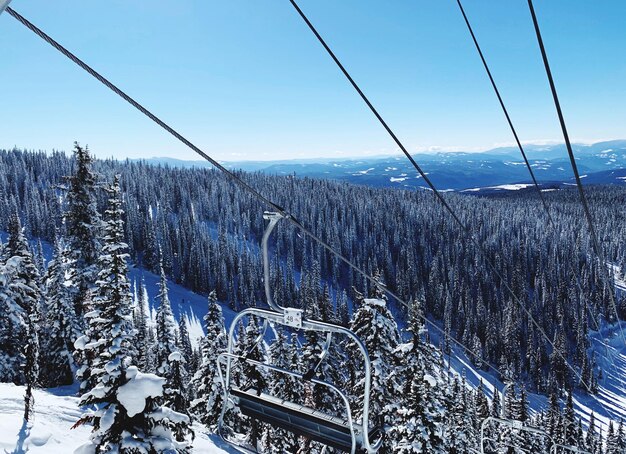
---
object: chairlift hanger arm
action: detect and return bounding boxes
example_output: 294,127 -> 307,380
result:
262,212 -> 285,313
0,0 -> 12,15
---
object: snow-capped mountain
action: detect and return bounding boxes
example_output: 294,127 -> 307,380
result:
143,140 -> 626,191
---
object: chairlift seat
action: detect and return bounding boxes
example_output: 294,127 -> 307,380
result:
232,387 -> 379,452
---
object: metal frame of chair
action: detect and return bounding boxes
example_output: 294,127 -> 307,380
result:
216,212 -> 382,453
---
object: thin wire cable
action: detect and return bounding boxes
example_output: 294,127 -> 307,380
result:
286,0 -> 616,414
457,0 -> 623,403
455,0 -> 553,226
8,5 -> 618,418
526,0 -> 625,348
4,6 -> 501,378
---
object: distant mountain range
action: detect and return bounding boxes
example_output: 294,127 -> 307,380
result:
139,140 -> 626,191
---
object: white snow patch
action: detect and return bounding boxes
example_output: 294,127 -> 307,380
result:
0,383 -> 234,453
462,183 -> 533,192
353,168 -> 375,175
117,367 -> 165,417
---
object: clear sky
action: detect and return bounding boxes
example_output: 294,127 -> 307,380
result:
1,0 -> 625,161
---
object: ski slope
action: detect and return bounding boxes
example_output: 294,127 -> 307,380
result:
0,383 -> 234,453
134,262 -> 626,430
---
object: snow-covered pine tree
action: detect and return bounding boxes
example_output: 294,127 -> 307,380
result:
190,290 -> 227,427
232,317 -> 267,448
562,389 -> 579,447
75,176 -> 132,394
153,259 -> 192,441
606,421 -> 619,454
155,261 -> 179,376
444,374 -> 478,454
177,314 -> 194,372
2,212 -> 41,420
74,177 -> 191,452
389,298 -> 446,453
74,365 -> 192,453
617,419 -> 626,453
586,412 -> 601,454
164,351 -> 193,442
346,288 -> 401,451
132,277 -> 150,370
64,143 -> 101,321
40,236 -> 76,387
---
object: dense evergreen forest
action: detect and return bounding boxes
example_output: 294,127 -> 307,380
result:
2,147 -> 624,392
1,146 -> 625,452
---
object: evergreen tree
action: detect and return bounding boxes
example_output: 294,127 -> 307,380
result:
75,176 -> 132,394
617,420 -> 626,453
261,329 -> 301,453
75,364 -> 192,453
164,351 -> 193,441
586,412 -> 601,454
390,299 -> 445,453
2,212 -> 41,420
74,177 -> 191,452
232,317 -> 267,448
347,292 -> 401,450
177,314 -> 194,372
40,237 -> 76,387
444,375 -> 478,454
64,143 -> 101,320
562,389 -> 578,447
155,260 -> 178,376
154,258 -> 192,441
606,421 -> 619,454
190,290 -> 227,427
132,278 -> 150,370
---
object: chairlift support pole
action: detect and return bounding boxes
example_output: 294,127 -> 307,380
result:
0,0 -> 13,16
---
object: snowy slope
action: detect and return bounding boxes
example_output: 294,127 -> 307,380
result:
434,325 -> 626,433
0,383 -> 234,453
431,267 -> 626,433
133,261 -> 626,431
127,265 -> 240,347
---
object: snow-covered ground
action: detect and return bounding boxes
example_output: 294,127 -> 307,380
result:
0,383 -> 234,453
130,261 -> 626,433
431,264 -> 626,432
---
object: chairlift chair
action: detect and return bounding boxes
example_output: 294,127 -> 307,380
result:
481,416 -> 552,454
550,444 -> 591,454
217,212 -> 383,453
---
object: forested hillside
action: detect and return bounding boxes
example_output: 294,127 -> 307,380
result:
2,147 -> 625,392
1,146 -> 625,452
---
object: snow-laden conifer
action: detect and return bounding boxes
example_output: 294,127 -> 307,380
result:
64,143 -> 101,320
40,237 -> 76,387
190,290 -> 227,427
75,176 -> 132,394
2,212 -> 41,420
389,298 -> 446,453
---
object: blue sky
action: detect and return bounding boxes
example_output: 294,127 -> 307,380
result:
1,0 -> 625,161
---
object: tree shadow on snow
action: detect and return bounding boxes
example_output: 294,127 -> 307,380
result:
5,418 -> 30,454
